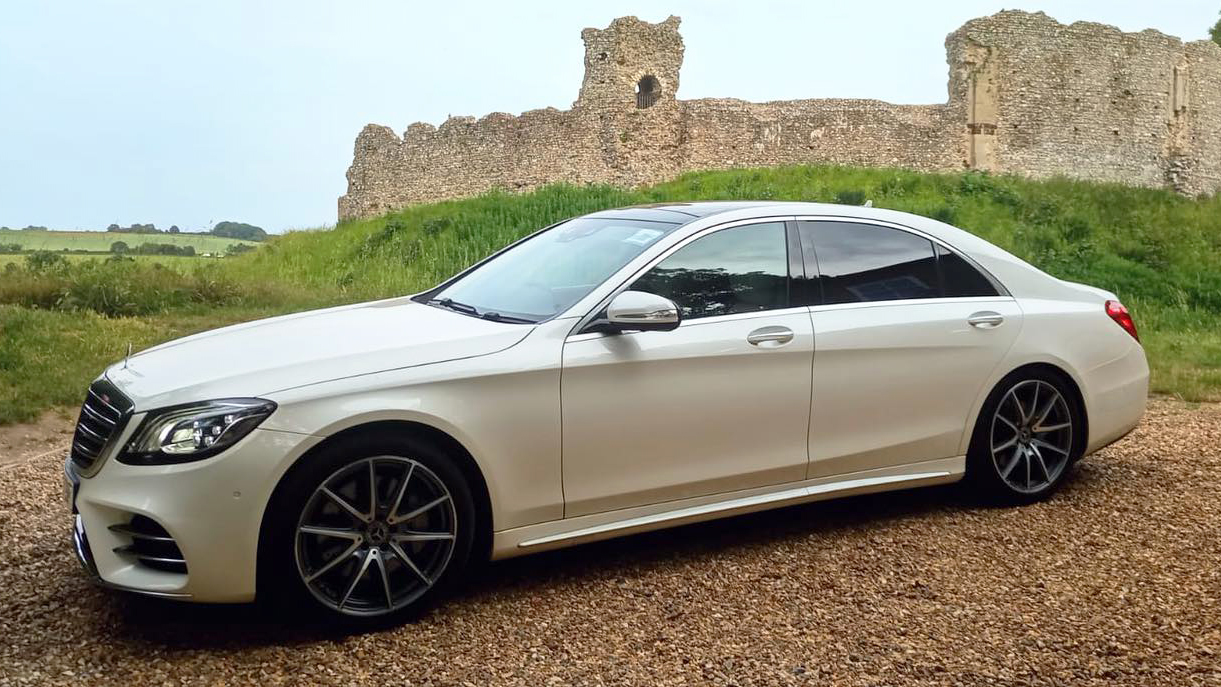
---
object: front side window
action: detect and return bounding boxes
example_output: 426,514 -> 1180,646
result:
632,222 -> 789,320
800,221 -> 939,304
430,217 -> 681,322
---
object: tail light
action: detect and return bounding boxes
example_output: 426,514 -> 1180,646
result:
1105,300 -> 1139,342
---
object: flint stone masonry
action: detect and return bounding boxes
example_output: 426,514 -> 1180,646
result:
338,11 -> 1221,220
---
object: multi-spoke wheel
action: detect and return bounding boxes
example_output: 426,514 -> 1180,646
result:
262,433 -> 475,624
968,370 -> 1083,503
295,456 -> 457,616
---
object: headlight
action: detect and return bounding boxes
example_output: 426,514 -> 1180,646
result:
120,398 -> 277,465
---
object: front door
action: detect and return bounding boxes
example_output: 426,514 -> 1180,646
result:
560,221 -> 814,517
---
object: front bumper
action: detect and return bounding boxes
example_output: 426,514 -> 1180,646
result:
66,427 -> 321,603
71,510 -> 192,599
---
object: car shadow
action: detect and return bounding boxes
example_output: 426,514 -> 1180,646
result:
108,459 -> 1116,650
102,479 -> 1006,649
479,483 -> 965,588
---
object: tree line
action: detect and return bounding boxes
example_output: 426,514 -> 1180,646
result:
3,222 -> 267,242
105,220 -> 267,242
109,241 -> 255,256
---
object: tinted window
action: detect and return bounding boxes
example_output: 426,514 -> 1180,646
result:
801,221 -> 939,304
632,222 -> 788,319
937,244 -> 999,297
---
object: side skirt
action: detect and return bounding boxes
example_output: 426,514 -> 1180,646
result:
490,456 -> 963,559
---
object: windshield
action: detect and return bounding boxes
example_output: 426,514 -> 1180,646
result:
427,217 -> 680,322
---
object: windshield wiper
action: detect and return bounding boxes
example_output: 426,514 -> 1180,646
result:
427,297 -> 479,316
480,311 -> 537,324
427,297 -> 535,323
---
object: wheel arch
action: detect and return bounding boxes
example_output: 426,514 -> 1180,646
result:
256,419 -> 495,592
966,360 -> 1090,460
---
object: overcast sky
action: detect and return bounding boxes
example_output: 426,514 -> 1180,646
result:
1,1 -> 1217,233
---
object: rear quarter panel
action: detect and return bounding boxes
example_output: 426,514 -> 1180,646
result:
963,294 -> 1148,456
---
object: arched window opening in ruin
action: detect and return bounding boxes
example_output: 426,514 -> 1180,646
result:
636,75 -> 660,109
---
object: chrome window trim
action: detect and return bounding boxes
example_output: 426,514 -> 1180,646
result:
791,214 -> 1011,299
565,305 -> 813,342
807,295 -> 1016,314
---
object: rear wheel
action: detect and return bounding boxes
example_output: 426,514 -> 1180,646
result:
262,432 -> 475,626
967,369 -> 1083,504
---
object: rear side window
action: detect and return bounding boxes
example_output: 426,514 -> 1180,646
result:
632,222 -> 788,319
936,244 -> 1000,297
799,221 -> 939,304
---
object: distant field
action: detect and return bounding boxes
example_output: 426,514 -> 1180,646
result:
0,229 -> 258,253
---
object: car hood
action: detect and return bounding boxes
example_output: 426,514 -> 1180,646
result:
105,297 -> 533,410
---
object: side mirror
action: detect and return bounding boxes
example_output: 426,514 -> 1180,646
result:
605,290 -> 681,332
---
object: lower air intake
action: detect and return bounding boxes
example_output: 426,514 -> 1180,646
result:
110,515 -> 188,575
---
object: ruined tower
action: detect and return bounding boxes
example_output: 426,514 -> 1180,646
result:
575,15 -> 682,111
574,15 -> 685,186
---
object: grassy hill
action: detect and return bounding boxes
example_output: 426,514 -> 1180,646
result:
1,165 -> 1219,424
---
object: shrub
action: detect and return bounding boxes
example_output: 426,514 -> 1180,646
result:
25,251 -> 67,272
134,242 -> 195,256
0,259 -> 250,316
422,217 -> 451,236
833,190 -> 867,206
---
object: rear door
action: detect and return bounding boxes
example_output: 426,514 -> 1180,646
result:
798,219 -> 1022,479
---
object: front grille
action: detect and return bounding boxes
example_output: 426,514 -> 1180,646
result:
110,515 -> 188,574
70,379 -> 133,472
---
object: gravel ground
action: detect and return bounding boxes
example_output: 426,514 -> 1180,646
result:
1,398 -> 1218,686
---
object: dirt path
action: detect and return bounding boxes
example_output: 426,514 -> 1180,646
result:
1,399 -> 1218,685
0,409 -> 75,468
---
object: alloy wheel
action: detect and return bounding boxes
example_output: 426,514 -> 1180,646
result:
989,379 -> 1073,494
294,456 -> 457,616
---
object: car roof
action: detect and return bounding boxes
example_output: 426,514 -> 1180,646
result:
583,201 -> 971,240
580,201 -> 785,224
582,200 -> 1042,292
586,200 -> 956,223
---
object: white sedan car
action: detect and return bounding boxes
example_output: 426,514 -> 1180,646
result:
64,202 -> 1147,625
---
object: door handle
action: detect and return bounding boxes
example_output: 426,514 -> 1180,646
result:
967,311 -> 1005,328
747,326 -> 794,346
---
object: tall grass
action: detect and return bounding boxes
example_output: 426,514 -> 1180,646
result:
0,305 -> 286,424
1,254 -> 300,316
216,168 -> 1221,316
217,184 -> 646,302
1,165 -> 1218,423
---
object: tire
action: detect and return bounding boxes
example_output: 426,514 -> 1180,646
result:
260,431 -> 476,627
965,368 -> 1085,505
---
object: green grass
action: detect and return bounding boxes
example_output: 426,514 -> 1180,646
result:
0,305 -> 288,424
0,165 -> 1218,424
0,228 -> 257,253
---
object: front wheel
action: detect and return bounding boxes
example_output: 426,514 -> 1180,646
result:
262,433 -> 476,625
966,369 -> 1084,504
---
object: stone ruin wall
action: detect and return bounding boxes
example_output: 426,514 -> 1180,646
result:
338,11 -> 1221,221
950,11 -> 1221,196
